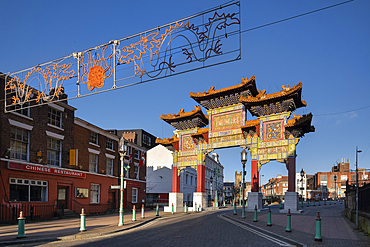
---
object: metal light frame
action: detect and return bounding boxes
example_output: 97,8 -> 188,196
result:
241,148 -> 247,218
118,137 -> 128,226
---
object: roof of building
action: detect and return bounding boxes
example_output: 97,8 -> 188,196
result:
155,134 -> 179,145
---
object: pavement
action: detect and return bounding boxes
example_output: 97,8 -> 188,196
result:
0,202 -> 369,246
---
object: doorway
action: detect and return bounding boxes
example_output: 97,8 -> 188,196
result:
57,187 -> 68,210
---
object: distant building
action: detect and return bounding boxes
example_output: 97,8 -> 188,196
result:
234,171 -> 251,202
106,129 -> 157,149
306,159 -> 369,200
261,174 -> 288,202
223,182 -> 235,202
295,170 -> 307,201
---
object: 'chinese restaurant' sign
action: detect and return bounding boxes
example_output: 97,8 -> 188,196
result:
8,162 -> 86,178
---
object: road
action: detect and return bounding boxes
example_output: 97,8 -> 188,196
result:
20,210 -> 298,247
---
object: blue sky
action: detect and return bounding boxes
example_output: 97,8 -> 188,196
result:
1,0 -> 369,184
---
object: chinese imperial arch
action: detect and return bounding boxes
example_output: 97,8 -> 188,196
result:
156,75 -> 314,213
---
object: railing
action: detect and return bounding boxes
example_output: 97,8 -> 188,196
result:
0,204 -> 55,224
72,200 -> 110,215
145,199 -> 169,209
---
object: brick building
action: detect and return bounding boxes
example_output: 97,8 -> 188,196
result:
306,160 -> 369,200
107,129 -> 149,210
261,174 -> 288,202
0,73 -> 147,222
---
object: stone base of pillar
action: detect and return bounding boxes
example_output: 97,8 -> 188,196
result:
192,192 -> 207,211
164,193 -> 183,212
279,192 -> 302,214
246,192 -> 263,211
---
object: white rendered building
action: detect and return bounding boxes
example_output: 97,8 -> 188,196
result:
296,171 -> 307,201
146,144 -> 223,207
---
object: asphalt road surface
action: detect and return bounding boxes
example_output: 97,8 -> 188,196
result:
19,210 -> 297,247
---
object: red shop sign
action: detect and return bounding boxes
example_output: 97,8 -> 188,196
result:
126,180 -> 142,188
8,162 -> 86,178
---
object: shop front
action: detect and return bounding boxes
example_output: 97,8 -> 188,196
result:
0,160 -> 119,222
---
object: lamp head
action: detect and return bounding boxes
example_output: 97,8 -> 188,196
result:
300,168 -> 304,177
119,137 -> 127,155
241,148 -> 247,165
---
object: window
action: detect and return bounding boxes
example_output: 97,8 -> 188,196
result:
186,174 -> 188,184
48,107 -> 62,128
10,126 -> 29,161
134,165 -> 139,179
143,134 -> 152,145
134,150 -> 139,159
106,158 -> 113,176
10,101 -> 30,117
190,176 -> 193,185
90,184 -> 100,203
47,137 -> 61,166
340,175 -> 347,181
89,153 -> 98,173
89,132 -> 98,145
106,138 -> 113,150
351,174 -> 356,181
320,175 -> 327,181
132,188 -> 138,203
10,178 -> 47,202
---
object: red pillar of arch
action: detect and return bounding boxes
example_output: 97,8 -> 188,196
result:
197,164 -> 205,193
251,160 -> 259,192
288,156 -> 296,192
172,166 -> 180,193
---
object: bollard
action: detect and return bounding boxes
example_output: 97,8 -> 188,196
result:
329,199 -> 331,205
132,205 -> 137,221
318,200 -> 321,206
233,199 -> 237,215
285,209 -> 291,232
194,202 -> 197,212
141,204 -> 145,219
184,202 -> 188,213
17,211 -> 26,238
280,201 -> 282,209
313,200 -> 315,206
79,208 -> 86,232
253,205 -> 258,222
340,199 -> 342,204
156,203 -> 159,216
314,211 -> 322,241
324,200 -> 326,205
171,203 -> 174,214
334,199 -> 337,204
267,206 -> 272,226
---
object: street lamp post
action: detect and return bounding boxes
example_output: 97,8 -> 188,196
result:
334,175 -> 337,201
210,176 -> 213,207
214,168 -> 219,207
270,183 -> 273,205
356,146 -> 362,229
300,169 -> 304,207
241,148 -> 247,219
260,174 -> 264,192
118,137 -> 128,226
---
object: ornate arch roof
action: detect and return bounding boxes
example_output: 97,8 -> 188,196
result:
160,105 -> 209,130
240,82 -> 307,117
189,75 -> 259,110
